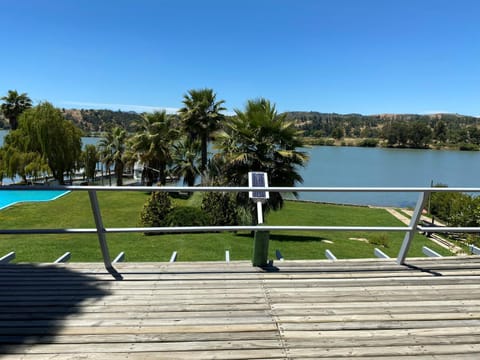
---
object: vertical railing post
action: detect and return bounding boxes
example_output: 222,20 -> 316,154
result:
88,190 -> 113,271
252,199 -> 270,267
252,230 -> 270,267
397,191 -> 429,265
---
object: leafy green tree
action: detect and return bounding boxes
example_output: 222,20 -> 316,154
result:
130,111 -> 179,185
98,126 -> 127,186
1,144 -> 48,183
3,102 -> 81,184
434,120 -> 448,143
0,90 -> 32,130
382,122 -> 409,147
467,126 -> 480,145
179,88 -> 226,179
331,126 -> 344,140
171,137 -> 201,187
82,144 -> 99,182
214,98 -> 309,216
409,122 -> 432,148
429,184 -> 480,227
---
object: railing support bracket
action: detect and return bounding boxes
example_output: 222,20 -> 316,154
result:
88,190 -> 113,272
397,191 -> 429,265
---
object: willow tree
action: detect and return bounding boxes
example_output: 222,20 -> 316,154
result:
0,147 -> 5,183
0,90 -> 32,130
1,144 -> 47,183
4,102 -> 82,184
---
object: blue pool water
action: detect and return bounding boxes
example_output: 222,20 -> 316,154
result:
0,190 -> 70,210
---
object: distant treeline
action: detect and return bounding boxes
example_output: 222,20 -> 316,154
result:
0,108 -> 144,133
286,112 -> 480,149
3,108 -> 478,149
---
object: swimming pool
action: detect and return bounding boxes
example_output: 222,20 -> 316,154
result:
0,190 -> 70,210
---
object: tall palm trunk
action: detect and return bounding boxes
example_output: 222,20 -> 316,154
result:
200,135 -> 208,179
159,164 -> 166,185
115,161 -> 124,186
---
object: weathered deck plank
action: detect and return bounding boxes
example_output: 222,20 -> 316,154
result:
1,256 -> 479,359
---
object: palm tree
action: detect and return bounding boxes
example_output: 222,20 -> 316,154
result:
98,126 -> 127,186
130,111 -> 179,185
214,98 -> 309,213
171,137 -> 201,187
178,88 -> 226,180
0,90 -> 32,130
82,144 -> 99,183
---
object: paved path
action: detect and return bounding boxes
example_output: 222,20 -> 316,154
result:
383,207 -> 411,225
381,207 -> 464,254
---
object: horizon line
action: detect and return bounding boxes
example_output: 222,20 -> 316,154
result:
31,100 -> 479,118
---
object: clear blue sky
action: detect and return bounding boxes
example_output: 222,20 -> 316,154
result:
1,0 -> 479,116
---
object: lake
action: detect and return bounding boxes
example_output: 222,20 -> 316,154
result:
299,146 -> 479,206
1,130 -> 479,206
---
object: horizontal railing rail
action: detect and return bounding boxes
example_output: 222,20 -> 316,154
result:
0,225 -> 411,235
1,185 -> 480,271
3,185 -> 480,192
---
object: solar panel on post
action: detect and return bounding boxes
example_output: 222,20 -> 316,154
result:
249,172 -> 269,201
249,172 -> 270,267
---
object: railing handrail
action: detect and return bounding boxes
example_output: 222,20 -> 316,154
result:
3,185 -> 480,192
1,185 -> 479,270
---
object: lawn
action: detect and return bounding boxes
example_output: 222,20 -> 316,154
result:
0,191 -> 452,262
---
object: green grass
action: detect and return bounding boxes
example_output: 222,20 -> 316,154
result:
0,192 -> 452,262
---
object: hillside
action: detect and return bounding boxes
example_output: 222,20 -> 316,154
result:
283,111 -> 480,149
285,111 -> 479,137
3,108 -> 479,149
61,108 -> 144,133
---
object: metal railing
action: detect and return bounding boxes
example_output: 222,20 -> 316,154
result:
1,185 -> 480,271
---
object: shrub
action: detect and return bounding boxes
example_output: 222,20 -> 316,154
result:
459,143 -> 479,151
429,187 -> 480,226
369,233 -> 389,248
201,192 -> 240,226
236,204 -> 253,226
139,191 -> 172,228
357,138 -> 379,147
467,234 -> 480,248
164,206 -> 211,227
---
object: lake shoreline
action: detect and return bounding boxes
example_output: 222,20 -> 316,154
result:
304,136 -> 479,152
2,130 -> 480,152
3,131 -> 480,207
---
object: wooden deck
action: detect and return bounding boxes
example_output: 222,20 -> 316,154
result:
1,256 -> 480,359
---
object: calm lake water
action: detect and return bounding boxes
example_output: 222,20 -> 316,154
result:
300,146 -> 479,207
1,130 -> 479,206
